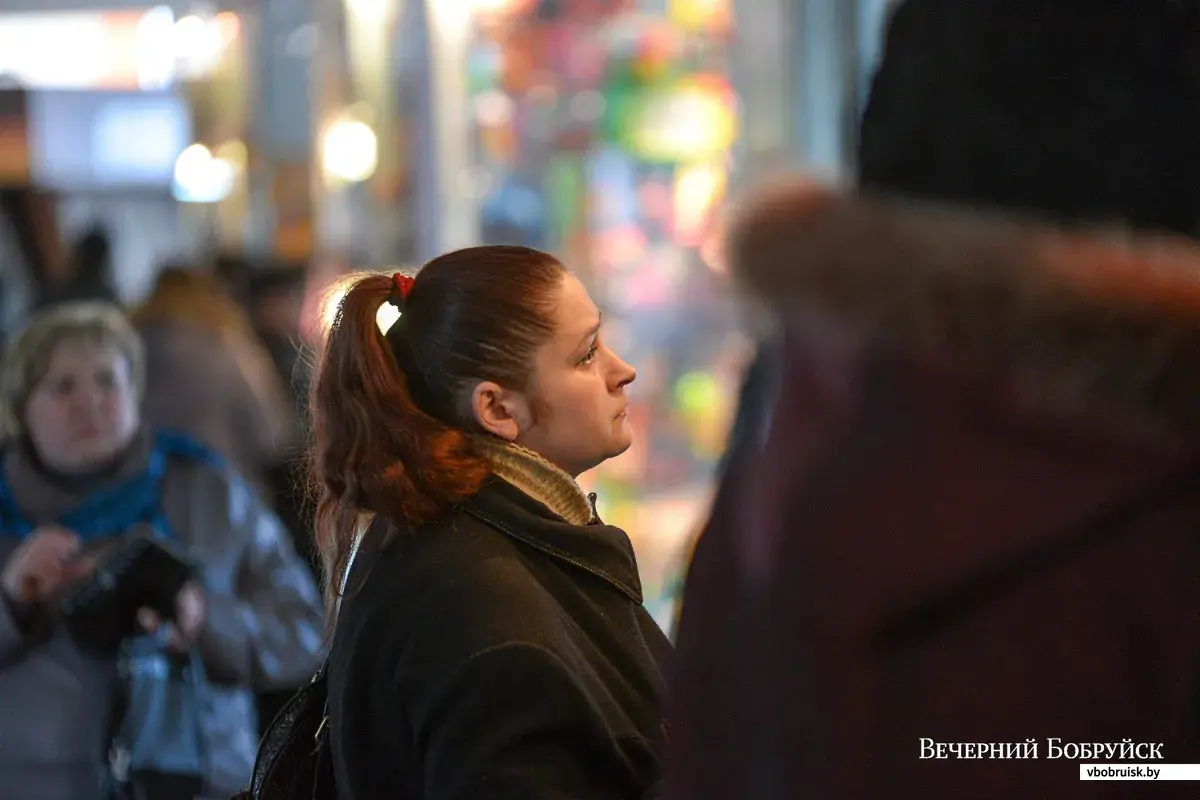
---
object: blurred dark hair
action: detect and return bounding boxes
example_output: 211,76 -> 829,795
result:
859,0 -> 1200,235
248,261 -> 307,300
213,252 -> 255,307
309,245 -> 565,611
72,226 -> 110,279
31,222 -> 118,308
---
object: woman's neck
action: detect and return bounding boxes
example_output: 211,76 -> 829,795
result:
20,434 -> 138,493
472,436 -> 594,525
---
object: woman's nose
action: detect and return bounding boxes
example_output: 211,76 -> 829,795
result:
74,385 -> 106,412
614,358 -> 636,390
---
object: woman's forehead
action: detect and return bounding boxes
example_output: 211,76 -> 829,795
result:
44,335 -> 124,370
553,273 -> 600,332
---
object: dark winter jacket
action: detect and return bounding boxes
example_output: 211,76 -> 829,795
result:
328,441 -> 672,800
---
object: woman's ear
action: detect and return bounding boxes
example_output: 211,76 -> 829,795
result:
470,381 -> 529,441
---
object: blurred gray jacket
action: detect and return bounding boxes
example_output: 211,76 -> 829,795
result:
0,428 -> 325,799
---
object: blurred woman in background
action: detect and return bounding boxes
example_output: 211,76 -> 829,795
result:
307,246 -> 670,799
0,302 -> 324,800
132,267 -> 297,499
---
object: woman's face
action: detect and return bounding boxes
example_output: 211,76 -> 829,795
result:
510,273 -> 637,477
24,338 -> 140,472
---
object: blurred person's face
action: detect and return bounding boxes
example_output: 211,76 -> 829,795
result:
23,339 -> 140,472
472,273 -> 637,477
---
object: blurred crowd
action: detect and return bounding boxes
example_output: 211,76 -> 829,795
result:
0,242 -> 322,800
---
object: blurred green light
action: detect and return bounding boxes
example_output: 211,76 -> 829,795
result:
674,370 -> 719,416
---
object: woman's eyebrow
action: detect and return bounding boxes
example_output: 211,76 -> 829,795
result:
574,312 -> 603,350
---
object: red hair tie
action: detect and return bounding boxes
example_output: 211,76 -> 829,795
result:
389,272 -> 416,308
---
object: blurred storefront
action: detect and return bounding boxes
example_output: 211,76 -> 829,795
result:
0,5 -> 250,310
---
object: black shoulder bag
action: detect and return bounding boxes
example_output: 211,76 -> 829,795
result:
236,516 -> 389,800
234,660 -> 336,800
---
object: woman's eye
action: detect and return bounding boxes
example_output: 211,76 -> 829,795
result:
580,343 -> 599,366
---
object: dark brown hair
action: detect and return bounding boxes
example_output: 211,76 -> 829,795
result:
309,245 -> 565,611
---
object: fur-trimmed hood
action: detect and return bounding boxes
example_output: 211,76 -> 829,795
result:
726,181 -> 1200,441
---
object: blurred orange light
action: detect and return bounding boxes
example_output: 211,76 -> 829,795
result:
215,12 -> 240,45
468,0 -> 534,22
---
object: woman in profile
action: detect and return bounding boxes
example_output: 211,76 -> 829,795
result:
313,246 -> 670,799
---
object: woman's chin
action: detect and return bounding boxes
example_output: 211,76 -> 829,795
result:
66,437 -> 132,472
608,430 -> 634,459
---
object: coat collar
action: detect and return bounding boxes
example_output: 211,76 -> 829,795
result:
463,477 -> 643,605
727,183 -> 1200,443
471,436 -> 595,526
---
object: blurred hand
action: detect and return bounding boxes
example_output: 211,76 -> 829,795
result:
0,526 -> 92,605
138,581 -> 206,652
174,582 -> 206,645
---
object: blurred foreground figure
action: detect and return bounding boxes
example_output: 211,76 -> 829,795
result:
666,2 -> 1200,798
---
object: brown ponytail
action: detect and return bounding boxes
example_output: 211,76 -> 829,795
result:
308,247 -> 566,616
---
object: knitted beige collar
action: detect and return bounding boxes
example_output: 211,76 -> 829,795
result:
472,436 -> 594,525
